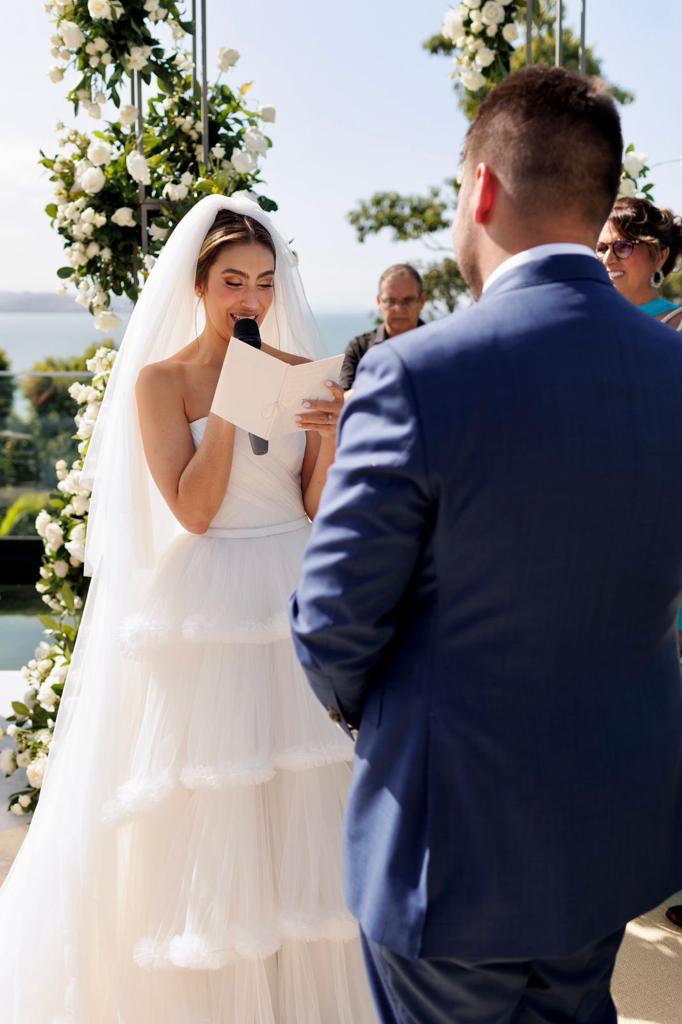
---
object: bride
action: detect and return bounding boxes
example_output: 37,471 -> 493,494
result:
0,195 -> 376,1023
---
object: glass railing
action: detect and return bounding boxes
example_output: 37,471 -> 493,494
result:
0,370 -> 90,669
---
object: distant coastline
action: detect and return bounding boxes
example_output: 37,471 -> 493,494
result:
0,292 -> 132,315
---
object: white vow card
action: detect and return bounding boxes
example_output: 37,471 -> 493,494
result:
211,339 -> 344,439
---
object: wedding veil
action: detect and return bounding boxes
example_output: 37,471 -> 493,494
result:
83,193 -> 326,576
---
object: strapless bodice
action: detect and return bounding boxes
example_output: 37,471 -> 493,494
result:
189,418 -> 307,531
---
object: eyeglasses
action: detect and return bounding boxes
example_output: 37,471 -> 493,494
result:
379,296 -> 420,309
595,240 -> 640,260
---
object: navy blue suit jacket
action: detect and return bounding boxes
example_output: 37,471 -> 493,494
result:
290,255 -> 682,960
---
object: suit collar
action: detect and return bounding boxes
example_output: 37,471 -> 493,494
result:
480,253 -> 612,302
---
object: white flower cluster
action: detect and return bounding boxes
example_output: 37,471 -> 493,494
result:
619,149 -> 649,198
442,0 -> 519,93
4,347 -> 117,813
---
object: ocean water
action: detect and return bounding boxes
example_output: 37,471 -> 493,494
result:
0,309 -> 375,373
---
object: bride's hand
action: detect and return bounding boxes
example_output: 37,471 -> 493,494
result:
296,381 -> 343,439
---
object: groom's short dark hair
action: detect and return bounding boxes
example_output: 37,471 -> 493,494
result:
463,66 -> 623,229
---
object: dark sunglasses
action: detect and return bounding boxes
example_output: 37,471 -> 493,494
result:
595,240 -> 640,260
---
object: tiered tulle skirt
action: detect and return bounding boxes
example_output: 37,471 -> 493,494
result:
104,523 -> 376,1022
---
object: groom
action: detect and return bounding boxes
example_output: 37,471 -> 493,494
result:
290,66 -> 682,1023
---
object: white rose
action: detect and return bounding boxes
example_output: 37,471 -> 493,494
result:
44,522 -> 64,551
128,45 -> 151,71
87,140 -> 113,166
72,494 -> 90,515
119,104 -> 139,126
243,128 -> 268,154
35,510 -> 52,538
94,310 -> 122,332
149,222 -> 169,241
217,47 -> 240,70
211,144 -> 226,159
101,52 -> 112,65
461,67 -> 487,91
53,559 -> 70,578
86,241 -> 100,259
126,151 -> 150,185
38,683 -> 59,713
18,794 -> 32,809
480,0 -> 505,25
88,0 -> 113,18
618,177 -> 637,198
10,803 -> 25,816
258,105 -> 276,123
475,46 -> 495,68
59,20 -> 85,48
467,0 -> 482,7
27,758 -> 48,789
94,36 -> 108,51
232,150 -> 256,174
502,22 -> 519,42
0,749 -> 17,775
48,66 -> 65,83
623,152 -> 647,177
81,166 -> 106,194
442,11 -> 464,41
111,206 -> 136,228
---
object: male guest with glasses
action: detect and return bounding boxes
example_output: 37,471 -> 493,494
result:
339,264 -> 427,391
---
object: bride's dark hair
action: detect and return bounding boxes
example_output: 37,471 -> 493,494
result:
195,209 -> 276,290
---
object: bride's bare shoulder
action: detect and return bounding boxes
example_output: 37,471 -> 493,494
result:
136,344 -> 197,419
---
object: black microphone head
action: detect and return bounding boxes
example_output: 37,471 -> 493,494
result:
233,317 -> 261,347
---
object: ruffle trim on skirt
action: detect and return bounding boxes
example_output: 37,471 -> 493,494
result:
133,913 -> 359,971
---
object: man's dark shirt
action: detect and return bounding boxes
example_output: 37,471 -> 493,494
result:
339,320 -> 425,391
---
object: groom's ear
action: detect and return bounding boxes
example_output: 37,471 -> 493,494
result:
472,163 -> 498,225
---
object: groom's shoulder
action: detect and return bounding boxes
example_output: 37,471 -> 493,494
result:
382,300 -> 503,376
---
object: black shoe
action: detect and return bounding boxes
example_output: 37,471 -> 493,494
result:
665,904 -> 682,929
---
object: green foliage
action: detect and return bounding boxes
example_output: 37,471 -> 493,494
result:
0,433 -> 39,488
419,258 -> 469,317
348,184 -> 455,244
349,4 -> 636,316
662,271 -> 682,303
0,493 -> 49,537
0,348 -> 14,429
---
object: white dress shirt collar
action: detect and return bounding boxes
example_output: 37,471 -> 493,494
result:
482,243 -> 597,294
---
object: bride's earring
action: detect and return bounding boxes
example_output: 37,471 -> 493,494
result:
651,268 -> 665,288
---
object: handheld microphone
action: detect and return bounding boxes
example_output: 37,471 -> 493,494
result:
233,318 -> 268,456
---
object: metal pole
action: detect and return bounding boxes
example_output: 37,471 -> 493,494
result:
201,0 -> 209,164
555,0 -> 563,67
579,0 -> 587,73
526,0 -> 533,66
191,0 -> 198,100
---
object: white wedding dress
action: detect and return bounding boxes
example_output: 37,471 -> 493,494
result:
0,194 -> 376,1023
1,423 -> 375,1023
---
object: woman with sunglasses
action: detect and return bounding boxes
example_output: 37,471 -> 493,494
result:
598,195 -> 682,933
596,196 -> 682,328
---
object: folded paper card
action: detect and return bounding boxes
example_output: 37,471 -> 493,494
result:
210,339 -> 344,439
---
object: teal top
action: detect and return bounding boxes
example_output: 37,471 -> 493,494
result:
639,297 -> 679,317
640,297 -> 682,629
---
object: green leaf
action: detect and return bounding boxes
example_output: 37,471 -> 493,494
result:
61,582 -> 75,613
45,203 -> 58,218
57,267 -> 75,279
39,614 -> 64,635
12,702 -> 30,718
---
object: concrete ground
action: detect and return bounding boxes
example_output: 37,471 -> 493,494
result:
1,671 -> 680,1019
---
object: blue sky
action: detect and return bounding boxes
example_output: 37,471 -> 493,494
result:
1,1 -> 680,310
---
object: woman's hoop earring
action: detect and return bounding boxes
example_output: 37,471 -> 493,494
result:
651,268 -> 665,288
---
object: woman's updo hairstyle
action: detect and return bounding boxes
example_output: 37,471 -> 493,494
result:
195,209 -> 276,292
608,197 -> 682,276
